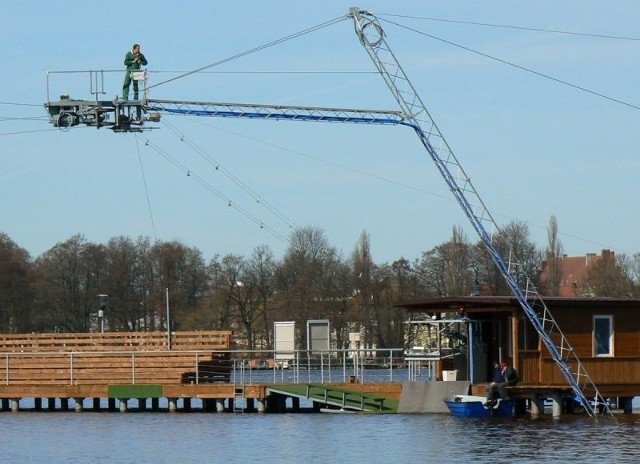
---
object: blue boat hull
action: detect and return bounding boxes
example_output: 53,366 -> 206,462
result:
445,396 -> 513,418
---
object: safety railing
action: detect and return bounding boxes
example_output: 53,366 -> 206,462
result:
0,347 -> 419,386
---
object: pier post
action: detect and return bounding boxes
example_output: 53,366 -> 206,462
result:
119,399 -> 128,413
75,398 -> 84,412
47,398 -> 56,411
108,398 -> 116,411
92,398 -> 101,411
61,398 -> 70,411
139,398 -> 147,411
151,398 -> 159,411
168,398 -> 178,412
216,398 -> 225,412
618,397 -> 632,414
550,392 -> 562,419
246,398 -> 256,412
10,399 -> 19,412
257,398 -> 266,413
530,394 -> 543,418
183,398 -> 192,412
292,397 -> 300,412
34,397 -> 42,411
202,399 -> 213,412
0,398 -> 8,411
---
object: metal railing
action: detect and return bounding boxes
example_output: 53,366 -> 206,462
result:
0,347 -> 420,386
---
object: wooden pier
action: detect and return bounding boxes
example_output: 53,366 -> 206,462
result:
0,331 -> 401,413
0,331 -> 630,417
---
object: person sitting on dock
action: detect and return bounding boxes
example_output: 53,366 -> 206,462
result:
485,362 -> 519,406
485,361 -> 505,405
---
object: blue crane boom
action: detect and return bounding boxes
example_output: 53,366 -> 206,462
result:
145,99 -> 407,126
44,96 -> 406,132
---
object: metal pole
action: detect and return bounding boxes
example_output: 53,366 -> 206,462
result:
468,320 -> 474,384
166,287 -> 171,350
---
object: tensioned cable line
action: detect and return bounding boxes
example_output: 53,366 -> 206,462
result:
377,13 -> 640,41
0,102 -> 44,107
380,17 -> 640,112
0,116 -> 48,122
139,135 -> 292,244
182,113 -> 626,255
161,119 -> 297,230
0,128 -> 59,136
147,15 -> 348,91
134,134 -> 158,242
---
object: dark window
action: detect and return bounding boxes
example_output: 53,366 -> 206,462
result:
593,315 -> 613,357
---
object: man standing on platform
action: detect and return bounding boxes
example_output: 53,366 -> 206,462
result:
122,43 -> 148,100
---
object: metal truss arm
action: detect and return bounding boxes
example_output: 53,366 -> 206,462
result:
349,7 -> 610,417
145,99 -> 407,126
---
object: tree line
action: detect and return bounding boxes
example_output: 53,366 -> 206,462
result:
1,217 -> 638,349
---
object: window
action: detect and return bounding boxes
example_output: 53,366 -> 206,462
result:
593,315 -> 613,357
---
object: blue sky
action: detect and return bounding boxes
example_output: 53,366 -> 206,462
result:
1,1 -> 638,264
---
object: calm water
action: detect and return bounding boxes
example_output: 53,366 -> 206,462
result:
1,411 -> 639,463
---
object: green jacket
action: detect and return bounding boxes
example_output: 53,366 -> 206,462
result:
124,51 -> 148,71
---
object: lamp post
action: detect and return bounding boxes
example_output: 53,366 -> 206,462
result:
97,294 -> 108,334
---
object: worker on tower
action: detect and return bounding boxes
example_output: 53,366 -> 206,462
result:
122,43 -> 148,100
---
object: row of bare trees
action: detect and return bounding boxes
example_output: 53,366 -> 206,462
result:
1,217 -> 639,348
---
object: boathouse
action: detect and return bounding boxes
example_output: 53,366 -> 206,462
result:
398,296 -> 640,413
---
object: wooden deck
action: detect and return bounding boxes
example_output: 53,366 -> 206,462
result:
0,331 -> 402,413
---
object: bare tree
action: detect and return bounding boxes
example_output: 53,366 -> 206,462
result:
417,226 -> 472,297
209,253 -> 246,332
149,241 -> 209,331
0,233 -> 34,332
474,220 -> 541,295
349,231 -> 375,347
584,251 -> 634,297
33,234 -> 104,332
275,226 -> 343,348
248,245 -> 277,349
540,215 -> 563,296
102,236 -> 145,331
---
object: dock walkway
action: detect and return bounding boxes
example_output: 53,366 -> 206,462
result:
0,331 -> 402,413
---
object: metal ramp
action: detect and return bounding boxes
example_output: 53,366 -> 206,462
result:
349,8 -> 612,417
268,384 -> 392,413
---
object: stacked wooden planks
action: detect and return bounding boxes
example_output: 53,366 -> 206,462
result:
0,331 -> 233,386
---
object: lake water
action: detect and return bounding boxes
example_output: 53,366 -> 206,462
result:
1,410 -> 639,463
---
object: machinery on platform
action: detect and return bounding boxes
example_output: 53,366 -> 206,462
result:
43,8 -> 611,416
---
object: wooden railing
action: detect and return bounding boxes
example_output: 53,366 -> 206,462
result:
0,331 -> 232,352
0,331 -> 234,386
540,356 -> 640,385
0,350 -> 229,386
